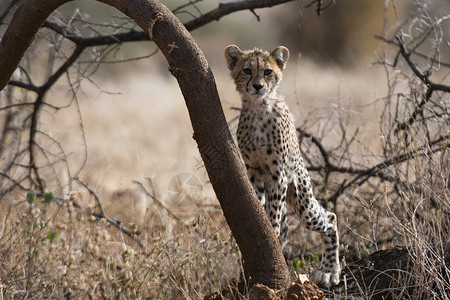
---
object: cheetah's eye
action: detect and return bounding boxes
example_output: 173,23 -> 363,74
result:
264,69 -> 272,76
243,68 -> 252,75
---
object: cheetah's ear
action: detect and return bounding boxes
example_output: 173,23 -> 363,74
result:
225,45 -> 243,70
271,46 -> 290,71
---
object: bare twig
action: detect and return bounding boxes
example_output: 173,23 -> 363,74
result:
73,177 -> 106,218
304,0 -> 334,16
74,177 -> 147,250
395,36 -> 450,132
375,36 -> 450,69
183,0 -> 295,30
0,0 -> 18,24
133,180 -> 181,222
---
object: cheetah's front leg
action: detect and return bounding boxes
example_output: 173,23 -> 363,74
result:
246,168 -> 267,211
265,172 -> 288,240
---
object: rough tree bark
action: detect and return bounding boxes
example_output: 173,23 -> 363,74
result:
0,0 -> 289,290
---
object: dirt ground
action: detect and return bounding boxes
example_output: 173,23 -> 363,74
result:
204,246 -> 450,300
203,279 -> 326,300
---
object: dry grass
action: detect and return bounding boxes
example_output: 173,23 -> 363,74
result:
0,187 -> 240,299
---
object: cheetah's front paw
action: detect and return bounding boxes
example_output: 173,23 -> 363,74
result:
310,265 -> 341,288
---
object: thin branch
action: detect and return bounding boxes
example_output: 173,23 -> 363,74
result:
172,0 -> 204,15
7,81 -> 40,93
133,180 -> 181,222
73,176 -> 106,217
177,0 -> 296,31
395,36 -> 450,132
298,129 -> 331,167
42,20 -> 149,46
39,44 -> 84,93
0,171 -> 29,191
249,9 -> 260,22
375,35 -> 450,69
74,177 -> 147,250
304,0 -> 334,16
83,48 -> 159,64
28,93 -> 46,192
0,100 -> 63,111
63,77 -> 87,178
0,0 -> 18,24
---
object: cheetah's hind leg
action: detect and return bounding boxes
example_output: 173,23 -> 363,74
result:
287,181 -> 341,288
310,211 -> 341,288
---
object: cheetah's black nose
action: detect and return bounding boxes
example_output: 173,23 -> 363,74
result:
253,83 -> 263,91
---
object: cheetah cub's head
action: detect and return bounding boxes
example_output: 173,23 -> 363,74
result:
225,45 -> 289,100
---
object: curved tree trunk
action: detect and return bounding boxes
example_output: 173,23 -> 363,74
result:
0,0 -> 289,290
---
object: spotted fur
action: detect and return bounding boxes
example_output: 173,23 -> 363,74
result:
225,45 -> 341,288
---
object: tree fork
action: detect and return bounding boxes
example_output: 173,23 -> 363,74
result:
0,0 -> 289,290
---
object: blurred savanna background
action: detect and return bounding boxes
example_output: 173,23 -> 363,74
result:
0,0 -> 449,299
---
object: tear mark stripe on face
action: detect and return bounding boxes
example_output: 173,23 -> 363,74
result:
246,75 -> 252,94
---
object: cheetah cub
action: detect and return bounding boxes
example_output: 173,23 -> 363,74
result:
225,45 -> 341,287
